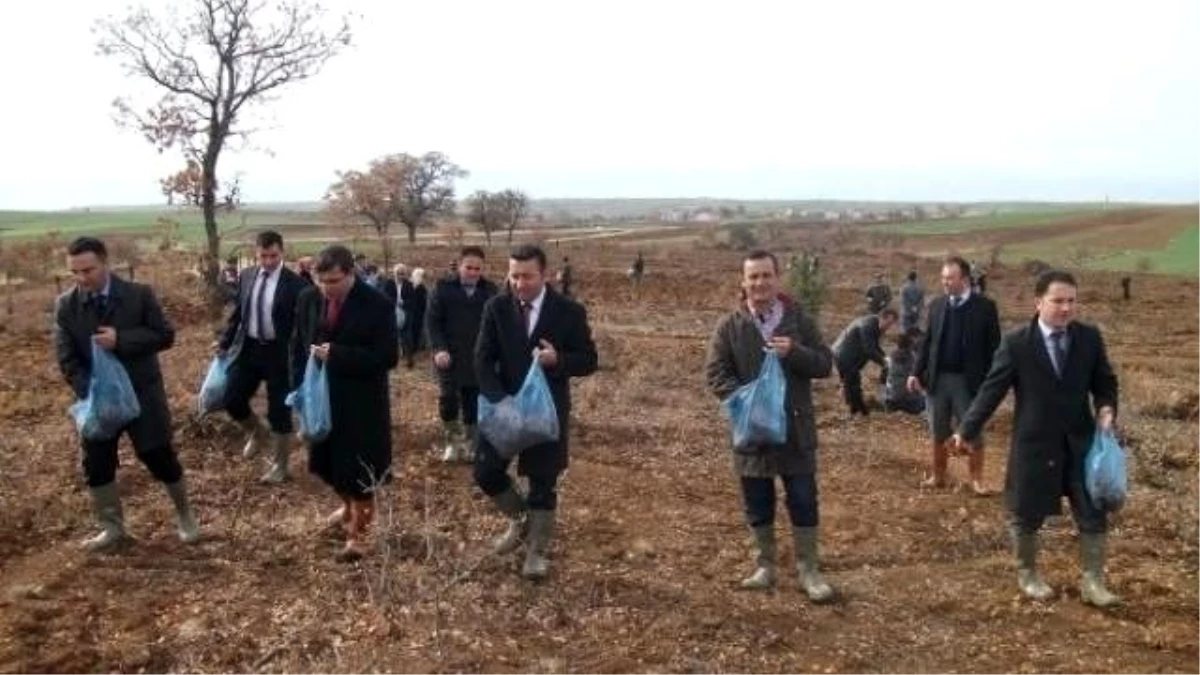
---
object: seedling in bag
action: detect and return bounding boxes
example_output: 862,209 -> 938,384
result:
721,349 -> 788,450
478,349 -> 560,459
69,338 -> 141,441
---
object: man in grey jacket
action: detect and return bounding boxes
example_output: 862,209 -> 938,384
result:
54,237 -> 199,550
832,308 -> 898,416
899,271 -> 925,333
705,250 -> 836,602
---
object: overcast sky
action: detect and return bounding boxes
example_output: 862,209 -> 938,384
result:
1,0 -> 1197,209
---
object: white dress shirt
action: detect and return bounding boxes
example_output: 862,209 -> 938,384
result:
249,265 -> 281,340
522,285 -> 547,338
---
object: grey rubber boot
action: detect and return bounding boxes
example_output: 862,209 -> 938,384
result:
1012,525 -> 1054,600
792,526 -> 835,603
1079,532 -> 1121,608
260,433 -> 292,484
238,414 -> 269,459
439,419 -> 463,463
491,487 -> 528,554
740,525 -> 777,590
522,510 -> 555,580
164,479 -> 200,544
460,423 -> 478,463
82,482 -> 127,551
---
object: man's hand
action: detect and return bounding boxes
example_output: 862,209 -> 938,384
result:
906,376 -> 925,394
433,350 -> 452,370
95,326 -> 118,351
1097,406 -> 1115,432
210,340 -> 224,356
537,339 -> 558,368
768,336 -> 793,357
311,343 -> 331,362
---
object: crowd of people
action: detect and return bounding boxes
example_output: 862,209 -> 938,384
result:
54,233 -> 1123,606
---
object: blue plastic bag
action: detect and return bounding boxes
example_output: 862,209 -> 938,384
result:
197,354 -> 232,417
1085,428 -> 1128,512
285,354 -> 332,443
69,339 -> 141,441
478,355 -> 560,460
721,350 -> 788,450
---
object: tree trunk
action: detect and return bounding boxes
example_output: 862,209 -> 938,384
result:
484,229 -> 492,247
201,150 -> 222,308
406,222 -> 417,244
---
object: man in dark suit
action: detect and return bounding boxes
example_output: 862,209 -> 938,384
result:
291,245 -> 400,561
831,308 -> 898,416
216,230 -> 307,484
474,244 -> 598,580
54,236 -> 199,550
952,270 -> 1120,607
908,255 -> 1001,494
427,246 -> 499,463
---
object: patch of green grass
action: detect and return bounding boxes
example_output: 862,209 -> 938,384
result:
877,209 -> 1099,236
1001,222 -> 1198,277
1081,224 -> 1199,275
0,209 -> 330,243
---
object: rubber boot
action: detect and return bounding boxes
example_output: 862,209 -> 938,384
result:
792,526 -> 835,603
740,525 -> 777,590
82,482 -> 127,551
165,479 -> 201,544
1012,525 -> 1054,600
491,487 -> 528,554
522,510 -> 555,580
260,432 -> 291,484
1079,532 -> 1121,607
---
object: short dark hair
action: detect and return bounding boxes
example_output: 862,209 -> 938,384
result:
1035,269 -> 1077,297
315,245 -> 356,274
879,307 -> 899,320
906,270 -> 917,282
943,255 -> 970,277
255,230 -> 284,250
460,245 -> 486,260
67,236 -> 107,259
742,249 -> 779,273
510,244 -> 547,270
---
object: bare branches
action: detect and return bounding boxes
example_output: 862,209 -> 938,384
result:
326,153 -> 468,262
96,0 -> 352,295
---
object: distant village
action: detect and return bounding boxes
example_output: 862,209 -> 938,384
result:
654,203 -> 983,224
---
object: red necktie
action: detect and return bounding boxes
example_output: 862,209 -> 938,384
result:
326,297 -> 343,327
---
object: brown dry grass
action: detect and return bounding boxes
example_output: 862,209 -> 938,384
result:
0,221 -> 1195,673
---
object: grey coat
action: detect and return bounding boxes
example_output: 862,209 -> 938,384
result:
54,275 -> 176,450
705,297 -> 833,478
832,315 -> 886,372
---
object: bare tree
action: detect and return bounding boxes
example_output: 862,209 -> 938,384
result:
95,0 -> 352,300
464,190 -> 502,246
497,189 -> 530,244
325,156 -> 409,269
395,152 -> 468,244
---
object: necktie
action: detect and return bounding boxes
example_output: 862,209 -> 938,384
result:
520,301 -> 533,336
253,270 -> 269,340
1050,330 -> 1067,377
325,297 -> 343,327
94,293 -> 108,318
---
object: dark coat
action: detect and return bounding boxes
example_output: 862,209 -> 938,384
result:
474,287 -> 598,476
54,275 -> 176,449
912,292 -> 1001,396
401,283 -> 428,350
426,275 -> 499,387
291,280 -> 399,498
380,278 -> 398,306
219,265 -> 307,361
705,297 -> 834,478
832,315 -> 886,372
959,318 -> 1118,523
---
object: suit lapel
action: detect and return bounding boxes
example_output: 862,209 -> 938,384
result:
1058,322 -> 1082,384
1027,319 -> 1060,381
529,290 -> 553,345
931,296 -> 946,344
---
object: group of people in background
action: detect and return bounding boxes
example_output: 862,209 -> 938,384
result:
55,234 -> 1123,607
